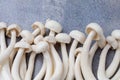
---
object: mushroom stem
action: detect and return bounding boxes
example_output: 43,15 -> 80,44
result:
25,52 -> 36,80
61,43 -> 69,80
80,31 -> 96,80
111,66 -> 120,80
75,53 -> 83,80
66,39 -> 78,80
97,44 -> 110,80
11,49 -> 25,80
34,58 -> 47,80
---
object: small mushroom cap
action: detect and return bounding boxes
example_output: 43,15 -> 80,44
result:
45,19 -> 62,33
86,23 -> 104,40
44,36 -> 56,44
32,21 -> 46,36
106,36 -> 118,49
111,30 -> 120,40
6,24 -> 21,37
69,30 -> 86,44
75,47 -> 83,56
20,30 -> 34,44
32,41 -> 49,53
0,22 -> 7,30
34,35 -> 43,44
55,33 -> 71,44
15,41 -> 32,53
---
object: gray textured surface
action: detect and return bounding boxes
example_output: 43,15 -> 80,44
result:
0,0 -> 120,79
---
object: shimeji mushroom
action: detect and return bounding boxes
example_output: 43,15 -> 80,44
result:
25,35 -> 44,80
80,23 -> 106,80
19,22 -> 45,79
55,33 -> 71,80
66,30 -> 86,80
11,41 -> 32,80
24,22 -> 45,80
33,41 -> 53,80
45,19 -> 63,80
74,47 -> 83,80
97,36 -> 118,80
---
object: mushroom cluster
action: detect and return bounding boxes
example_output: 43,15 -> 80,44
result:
0,20 -> 120,80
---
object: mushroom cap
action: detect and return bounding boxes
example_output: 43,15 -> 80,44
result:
69,30 -> 86,44
0,22 -> 7,30
55,33 -> 71,44
45,19 -> 62,33
75,47 -> 83,56
106,36 -> 118,49
15,41 -> 32,53
44,36 -> 56,44
32,41 -> 49,53
6,24 -> 21,37
20,30 -> 34,44
34,35 -> 43,44
32,21 -> 46,36
111,30 -> 120,40
86,23 -> 104,40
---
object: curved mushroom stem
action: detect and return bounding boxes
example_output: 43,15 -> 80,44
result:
25,52 -> 36,80
66,40 -> 78,80
89,42 -> 98,68
97,44 -> 110,80
111,66 -> 120,80
44,51 -> 53,80
80,31 -> 96,80
106,43 -> 120,78
75,53 -> 83,80
50,44 -> 63,80
34,58 -> 47,80
11,48 -> 25,80
61,43 -> 69,80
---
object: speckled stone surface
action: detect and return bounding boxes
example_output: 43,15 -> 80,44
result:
0,0 -> 120,79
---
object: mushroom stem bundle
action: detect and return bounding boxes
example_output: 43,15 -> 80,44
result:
55,33 -> 71,80
80,23 -> 106,80
66,30 -> 85,80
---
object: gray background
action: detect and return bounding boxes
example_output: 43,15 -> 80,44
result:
0,0 -> 120,79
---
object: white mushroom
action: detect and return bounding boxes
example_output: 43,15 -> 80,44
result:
97,36 -> 118,80
66,30 -> 86,80
11,41 -> 32,80
55,33 -> 71,80
80,23 -> 106,80
74,47 -> 83,80
45,19 -> 63,80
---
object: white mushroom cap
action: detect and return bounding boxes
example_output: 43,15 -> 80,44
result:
106,36 -> 118,49
69,30 -> 86,44
44,36 -> 56,44
0,22 -> 7,30
55,33 -> 71,44
86,23 -> 106,48
45,19 -> 62,33
6,24 -> 21,37
32,21 -> 46,36
20,30 -> 34,44
34,35 -> 43,44
32,41 -> 49,53
15,41 -> 32,53
111,30 -> 120,40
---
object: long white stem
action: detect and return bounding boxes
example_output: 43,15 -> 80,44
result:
80,31 -> 96,80
111,66 -> 120,80
66,40 -> 78,80
25,52 -> 36,80
97,44 -> 110,80
50,44 -> 63,80
34,58 -> 46,80
61,43 -> 68,80
11,48 -> 25,80
106,45 -> 120,78
75,53 -> 83,80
